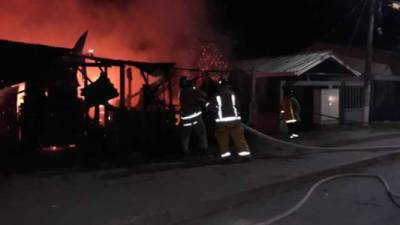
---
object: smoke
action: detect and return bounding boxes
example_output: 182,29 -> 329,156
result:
0,0 -> 229,66
0,0 -> 230,107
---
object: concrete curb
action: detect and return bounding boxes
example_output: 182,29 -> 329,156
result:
124,150 -> 400,225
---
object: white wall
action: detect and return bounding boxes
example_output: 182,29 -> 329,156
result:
313,89 -> 340,125
344,108 -> 363,123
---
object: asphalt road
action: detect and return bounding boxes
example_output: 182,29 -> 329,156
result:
180,160 -> 400,225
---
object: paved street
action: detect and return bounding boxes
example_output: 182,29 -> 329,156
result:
180,160 -> 400,225
1,123 -> 400,225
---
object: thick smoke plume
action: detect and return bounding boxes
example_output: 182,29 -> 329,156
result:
0,0 -> 228,65
0,0 -> 230,106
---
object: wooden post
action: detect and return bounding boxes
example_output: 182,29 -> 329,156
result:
120,65 -> 126,110
118,65 -> 126,150
127,68 -> 132,109
94,105 -> 100,125
279,80 -> 286,133
104,67 -> 110,127
82,66 -> 89,115
168,78 -> 173,111
81,65 -> 90,137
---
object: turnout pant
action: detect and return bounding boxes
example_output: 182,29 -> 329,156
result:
214,121 -> 250,157
180,117 -> 208,154
286,122 -> 299,136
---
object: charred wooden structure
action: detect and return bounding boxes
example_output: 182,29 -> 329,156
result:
67,52 -> 177,161
0,33 -> 178,166
0,36 -> 86,151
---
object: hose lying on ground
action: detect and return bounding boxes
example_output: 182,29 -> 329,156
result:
243,124 -> 400,154
253,173 -> 400,225
240,123 -> 400,224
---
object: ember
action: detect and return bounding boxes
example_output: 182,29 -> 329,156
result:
41,144 -> 77,152
196,43 -> 229,72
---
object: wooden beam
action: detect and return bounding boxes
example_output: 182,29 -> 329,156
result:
120,65 -> 126,110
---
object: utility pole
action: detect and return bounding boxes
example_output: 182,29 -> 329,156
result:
362,0 -> 375,125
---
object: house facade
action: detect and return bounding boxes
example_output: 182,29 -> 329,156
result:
230,51 -> 363,134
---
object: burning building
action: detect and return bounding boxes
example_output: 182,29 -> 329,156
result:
0,32 -> 180,164
0,35 -> 86,151
0,0 -> 231,167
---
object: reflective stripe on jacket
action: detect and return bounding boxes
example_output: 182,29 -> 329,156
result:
211,87 -> 241,123
179,86 -> 207,121
280,96 -> 301,123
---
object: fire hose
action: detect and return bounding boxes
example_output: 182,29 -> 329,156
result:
243,124 -> 400,155
241,119 -> 400,224
252,173 -> 400,225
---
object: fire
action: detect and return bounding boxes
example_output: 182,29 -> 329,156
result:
0,0 -> 224,67
0,0 -> 231,122
196,43 -> 229,72
88,49 -> 95,56
15,82 -> 25,116
41,144 -> 77,152
76,66 -> 155,108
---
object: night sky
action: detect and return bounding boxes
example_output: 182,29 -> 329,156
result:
207,0 -> 400,59
3,0 -> 400,63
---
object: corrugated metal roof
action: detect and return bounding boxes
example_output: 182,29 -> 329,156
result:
233,51 -> 361,77
308,43 -> 394,75
335,55 -> 392,76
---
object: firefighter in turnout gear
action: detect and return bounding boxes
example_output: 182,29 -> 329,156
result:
209,78 -> 251,161
179,76 -> 209,157
280,88 -> 301,139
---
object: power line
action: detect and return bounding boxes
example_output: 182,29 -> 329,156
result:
346,0 -> 369,52
322,0 -> 368,42
304,0 -> 368,52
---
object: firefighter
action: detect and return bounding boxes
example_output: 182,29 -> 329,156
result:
179,76 -> 209,157
280,87 -> 301,139
209,78 -> 251,161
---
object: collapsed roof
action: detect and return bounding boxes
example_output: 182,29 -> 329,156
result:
0,35 -> 175,89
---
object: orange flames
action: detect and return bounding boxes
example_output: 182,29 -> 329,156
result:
0,0 -> 230,111
0,0 -> 224,63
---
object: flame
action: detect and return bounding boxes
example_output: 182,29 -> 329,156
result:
15,82 -> 25,116
77,66 -> 155,108
196,43 -> 229,72
88,49 -> 95,55
0,0 -> 226,66
41,144 -> 77,152
0,0 -> 231,123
